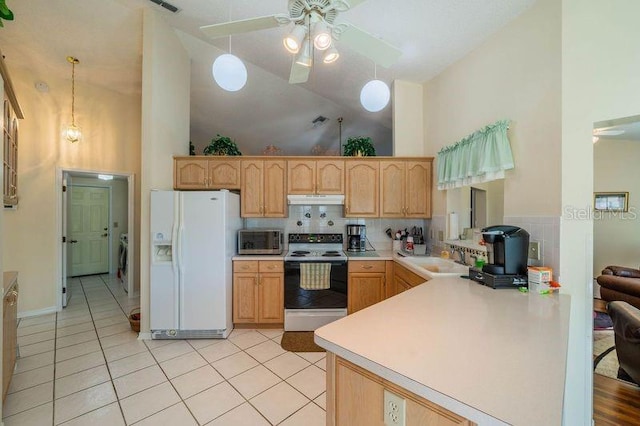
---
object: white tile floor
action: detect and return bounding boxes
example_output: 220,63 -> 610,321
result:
3,274 -> 326,425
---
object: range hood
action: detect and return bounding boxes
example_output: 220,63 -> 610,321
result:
287,195 -> 345,205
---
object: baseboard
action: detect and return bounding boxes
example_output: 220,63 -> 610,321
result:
137,332 -> 152,340
18,306 -> 58,319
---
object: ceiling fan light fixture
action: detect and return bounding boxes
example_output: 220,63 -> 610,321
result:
312,20 -> 332,51
323,46 -> 339,64
65,56 -> 82,143
212,53 -> 247,92
360,79 -> 390,112
295,38 -> 313,67
284,24 -> 307,54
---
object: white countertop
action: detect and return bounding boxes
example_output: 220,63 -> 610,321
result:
315,276 -> 570,426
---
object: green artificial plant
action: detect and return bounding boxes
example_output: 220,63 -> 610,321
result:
203,134 -> 242,156
343,136 -> 376,157
0,0 -> 13,27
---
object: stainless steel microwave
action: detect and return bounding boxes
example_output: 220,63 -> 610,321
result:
238,229 -> 284,255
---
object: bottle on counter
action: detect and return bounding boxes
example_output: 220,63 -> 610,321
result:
405,236 -> 414,253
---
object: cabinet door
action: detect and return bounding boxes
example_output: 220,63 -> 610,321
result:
208,159 -> 240,189
345,161 -> 379,217
380,161 -> 405,217
263,160 -> 287,217
405,160 -> 432,218
316,160 -> 344,194
287,160 -> 316,194
174,159 -> 208,190
348,273 -> 385,314
393,276 -> 413,296
335,357 -> 385,425
233,273 -> 258,323
241,161 -> 264,217
258,273 -> 284,323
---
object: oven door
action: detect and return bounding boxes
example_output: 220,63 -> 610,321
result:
284,260 -> 347,309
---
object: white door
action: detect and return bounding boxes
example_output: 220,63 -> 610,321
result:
62,172 -> 71,307
69,186 -> 110,276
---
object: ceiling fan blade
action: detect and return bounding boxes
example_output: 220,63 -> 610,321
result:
200,15 -> 282,39
289,61 -> 311,84
337,23 -> 402,68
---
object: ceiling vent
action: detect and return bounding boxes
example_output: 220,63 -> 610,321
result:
149,0 -> 180,13
312,115 -> 329,128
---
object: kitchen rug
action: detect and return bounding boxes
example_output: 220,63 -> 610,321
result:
593,330 -> 619,380
280,332 -> 325,352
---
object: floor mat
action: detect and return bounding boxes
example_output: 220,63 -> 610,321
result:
280,331 -> 326,352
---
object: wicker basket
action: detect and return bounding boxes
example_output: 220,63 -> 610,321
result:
129,308 -> 141,333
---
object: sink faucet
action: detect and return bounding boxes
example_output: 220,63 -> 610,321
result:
450,247 -> 466,265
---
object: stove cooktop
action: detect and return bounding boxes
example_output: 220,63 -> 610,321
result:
285,233 -> 347,262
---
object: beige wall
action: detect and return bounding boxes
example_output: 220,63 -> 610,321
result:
562,2 -> 640,422
423,0 -> 561,218
593,140 -> 640,276
2,66 -> 141,315
393,80 -> 424,156
139,9 -> 190,334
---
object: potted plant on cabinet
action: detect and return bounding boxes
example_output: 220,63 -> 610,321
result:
203,134 -> 242,156
343,136 -> 376,157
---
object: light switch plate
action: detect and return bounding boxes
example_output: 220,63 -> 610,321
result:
528,241 -> 540,260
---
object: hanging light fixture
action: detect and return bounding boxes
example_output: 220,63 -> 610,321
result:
312,20 -> 332,51
283,24 -> 307,54
360,64 -> 390,112
212,1 -> 247,92
64,56 -> 81,143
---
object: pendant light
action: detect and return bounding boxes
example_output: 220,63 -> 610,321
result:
64,56 -> 81,143
212,2 -> 247,92
360,63 -> 390,112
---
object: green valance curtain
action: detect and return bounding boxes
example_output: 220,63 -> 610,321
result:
436,119 -> 514,190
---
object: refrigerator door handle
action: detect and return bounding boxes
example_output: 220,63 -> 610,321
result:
178,193 -> 186,329
175,192 -> 183,329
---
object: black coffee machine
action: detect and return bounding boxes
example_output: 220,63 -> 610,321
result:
347,225 -> 366,252
469,225 -> 529,289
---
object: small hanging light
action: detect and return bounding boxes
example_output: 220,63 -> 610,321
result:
212,1 -> 247,92
360,63 -> 390,112
64,56 -> 81,143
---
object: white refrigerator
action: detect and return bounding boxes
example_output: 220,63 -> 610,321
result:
150,190 -> 241,339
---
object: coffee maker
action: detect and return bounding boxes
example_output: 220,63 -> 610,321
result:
347,225 -> 366,252
469,225 -> 529,289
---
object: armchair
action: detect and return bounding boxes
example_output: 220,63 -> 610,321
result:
607,301 -> 640,385
596,266 -> 640,310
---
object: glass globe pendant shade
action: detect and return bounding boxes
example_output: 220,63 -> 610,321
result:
65,124 -> 82,143
212,54 -> 247,92
360,80 -> 390,112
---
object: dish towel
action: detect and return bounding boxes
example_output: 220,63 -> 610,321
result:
300,263 -> 331,290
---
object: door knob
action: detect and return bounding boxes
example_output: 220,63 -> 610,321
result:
103,227 -> 108,231
69,239 -> 78,244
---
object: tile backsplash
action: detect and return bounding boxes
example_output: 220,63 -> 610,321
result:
244,205 -> 430,252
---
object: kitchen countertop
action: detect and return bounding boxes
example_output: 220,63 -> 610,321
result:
345,250 -> 394,260
315,276 -> 570,425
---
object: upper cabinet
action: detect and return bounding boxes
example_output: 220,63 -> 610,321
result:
174,157 -> 240,190
345,160 -> 379,217
380,159 -> 432,218
241,159 -> 287,218
2,53 -> 24,207
287,159 -> 344,195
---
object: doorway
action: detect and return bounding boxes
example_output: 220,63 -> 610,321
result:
56,168 -> 136,310
470,187 -> 487,229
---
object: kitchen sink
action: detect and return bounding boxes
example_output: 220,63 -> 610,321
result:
400,256 -> 468,277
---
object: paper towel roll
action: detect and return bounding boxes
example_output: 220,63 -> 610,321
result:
448,212 -> 459,240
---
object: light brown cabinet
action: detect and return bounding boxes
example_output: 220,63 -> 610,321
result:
2,62 -> 23,206
345,160 -> 379,217
3,272 -> 18,402
348,261 -> 391,314
241,160 -> 287,217
174,157 -> 241,190
380,160 -> 432,218
328,354 -> 475,426
233,260 -> 284,324
287,159 -> 344,195
392,262 -> 426,297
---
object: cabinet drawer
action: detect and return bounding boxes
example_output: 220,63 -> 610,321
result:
234,261 -> 258,273
348,260 -> 386,273
259,261 -> 283,273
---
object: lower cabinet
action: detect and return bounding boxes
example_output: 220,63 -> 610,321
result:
392,262 -> 426,297
3,272 -> 18,402
233,260 -> 284,324
328,354 -> 475,426
348,261 -> 392,314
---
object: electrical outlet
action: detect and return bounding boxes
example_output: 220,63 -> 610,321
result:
438,230 -> 444,242
384,390 -> 406,426
528,241 -> 540,260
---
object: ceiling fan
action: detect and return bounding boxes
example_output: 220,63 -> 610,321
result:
200,0 -> 402,84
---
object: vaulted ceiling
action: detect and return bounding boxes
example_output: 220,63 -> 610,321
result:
0,0 -> 538,155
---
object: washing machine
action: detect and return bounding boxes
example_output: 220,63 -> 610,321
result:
118,233 -> 129,293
